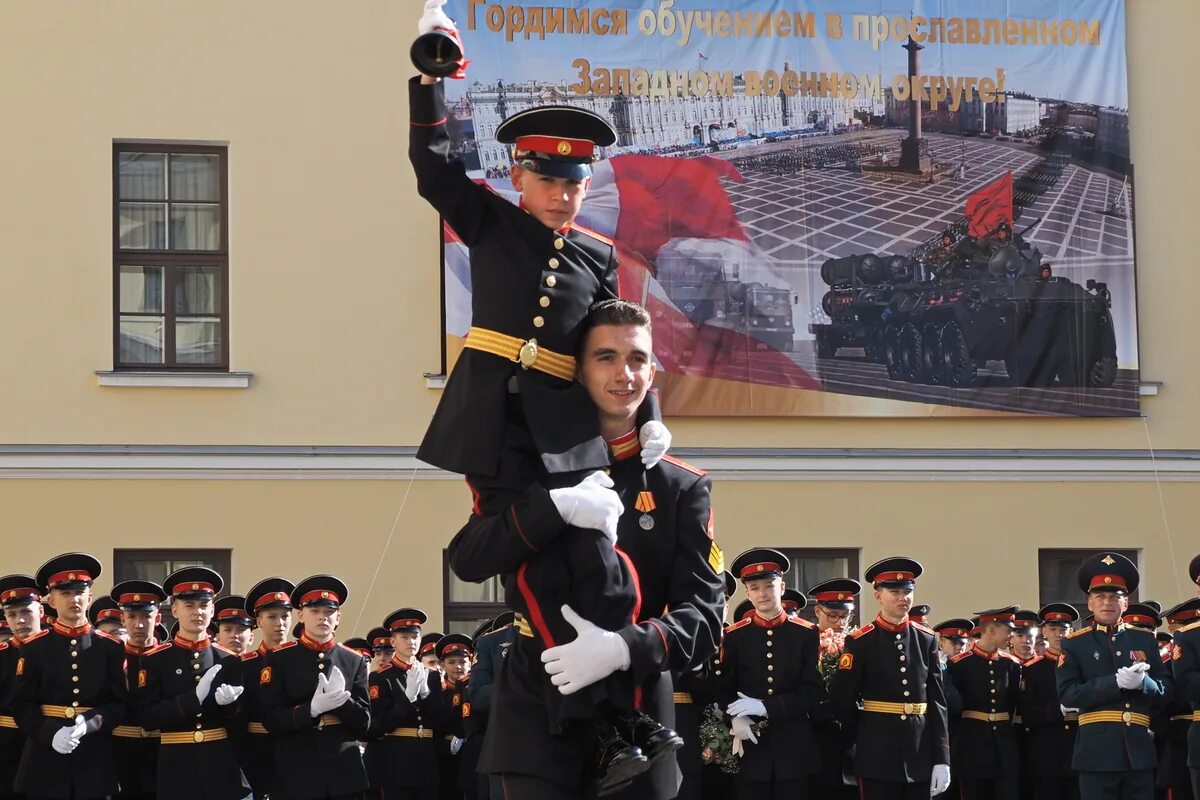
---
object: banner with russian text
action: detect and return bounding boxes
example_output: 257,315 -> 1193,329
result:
438,0 -> 1138,417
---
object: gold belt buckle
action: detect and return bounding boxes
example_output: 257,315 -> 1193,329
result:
64,708 -> 76,720
193,730 -> 205,743
516,338 -> 539,369
903,703 -> 915,715
1121,711 -> 1132,724
988,713 -> 998,722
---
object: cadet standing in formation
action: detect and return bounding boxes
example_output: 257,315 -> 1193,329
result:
0,574 -> 44,799
1021,603 -> 1082,800
1170,556 -> 1200,799
111,578 -> 167,800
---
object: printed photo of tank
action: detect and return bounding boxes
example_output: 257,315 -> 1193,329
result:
810,223 -> 1118,389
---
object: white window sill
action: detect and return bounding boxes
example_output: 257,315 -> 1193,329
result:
424,372 -> 447,389
95,371 -> 253,389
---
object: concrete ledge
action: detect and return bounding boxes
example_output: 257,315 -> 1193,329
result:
96,371 -> 253,389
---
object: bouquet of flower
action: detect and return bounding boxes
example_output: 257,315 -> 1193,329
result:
698,705 -> 768,774
817,627 -> 848,691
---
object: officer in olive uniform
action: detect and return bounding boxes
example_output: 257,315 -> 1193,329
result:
1169,587 -> 1200,799
718,549 -> 823,799
808,578 -> 862,800
238,576 -> 295,800
408,73 -> 662,480
138,568 -> 245,800
1057,552 -> 1171,800
1165,597 -> 1200,800
366,608 -> 442,800
1020,603 -> 1080,800
109,579 -> 167,800
10,553 -> 130,800
467,416 -> 724,799
469,613 -> 516,800
0,574 -> 44,799
259,575 -> 371,800
830,557 -> 952,800
944,607 -> 1023,800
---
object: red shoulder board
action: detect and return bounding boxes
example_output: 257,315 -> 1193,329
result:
787,617 -> 816,629
0,641 -> 7,651
949,650 -> 973,664
377,662 -> 394,673
143,642 -> 172,657
661,455 -> 706,477
569,221 -> 614,246
849,623 -> 875,639
94,629 -> 122,644
999,651 -> 1022,664
1023,655 -> 1044,668
273,641 -> 299,651
240,651 -> 260,662
726,618 -> 752,633
23,629 -> 50,643
337,643 -> 363,656
213,643 -> 235,657
912,622 -> 934,635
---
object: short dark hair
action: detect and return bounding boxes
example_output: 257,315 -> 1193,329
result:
584,299 -> 651,332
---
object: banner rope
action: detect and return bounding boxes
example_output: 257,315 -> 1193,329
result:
351,466 -> 419,633
1142,417 -> 1183,599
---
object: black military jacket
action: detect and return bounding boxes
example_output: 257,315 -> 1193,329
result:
1056,621 -> 1170,772
1019,650 -> 1077,777
716,611 -> 823,781
830,614 -> 951,783
944,644 -> 1022,777
475,447 -> 724,795
366,656 -> 442,790
409,76 -> 667,477
1169,621 -> 1200,769
139,634 -> 244,799
112,639 -> 163,797
259,635 -> 371,798
233,643 -> 279,798
10,621 -> 129,799
0,640 -> 25,799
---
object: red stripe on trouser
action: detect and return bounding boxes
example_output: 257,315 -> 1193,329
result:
614,546 -> 643,709
516,562 -> 555,647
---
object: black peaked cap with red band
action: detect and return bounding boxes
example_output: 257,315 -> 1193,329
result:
731,548 -> 791,583
496,105 -> 617,180
1038,603 -> 1080,627
88,596 -> 123,626
1164,597 -> 1200,624
368,626 -> 395,652
1012,609 -> 1041,631
782,589 -> 808,613
1077,552 -> 1139,595
0,574 -> 43,608
384,607 -> 428,634
933,618 -> 974,639
734,599 -> 755,621
111,580 -> 165,611
37,553 -> 102,593
974,605 -> 1019,627
808,578 -> 861,610
865,556 -> 922,590
420,632 -> 444,656
246,577 -> 295,613
1121,602 -> 1161,631
164,567 -> 223,601
436,632 -> 474,661
293,575 -> 348,609
214,595 -> 253,628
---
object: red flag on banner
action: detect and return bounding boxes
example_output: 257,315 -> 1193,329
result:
609,154 -> 747,264
964,171 -> 1013,237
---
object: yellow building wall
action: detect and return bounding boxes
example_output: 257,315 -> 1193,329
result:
0,1 -> 1198,629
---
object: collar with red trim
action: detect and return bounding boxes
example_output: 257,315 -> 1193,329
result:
300,632 -> 336,652
391,656 -> 413,671
875,613 -> 910,633
608,429 -> 641,462
752,610 -> 788,629
971,644 -> 998,660
173,634 -> 211,652
52,620 -> 92,637
125,638 -> 158,655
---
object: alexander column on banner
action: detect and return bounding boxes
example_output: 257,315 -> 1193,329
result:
899,36 -> 931,174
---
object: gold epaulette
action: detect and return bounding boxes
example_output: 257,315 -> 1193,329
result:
1067,626 -> 1094,639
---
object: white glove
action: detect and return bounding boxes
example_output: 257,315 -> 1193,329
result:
1116,661 -> 1149,690
309,671 -> 351,717
639,421 -> 671,469
549,472 -> 622,547
731,735 -> 744,758
1060,704 -> 1078,715
404,663 -> 431,703
730,714 -> 758,757
450,736 -> 464,755
417,0 -> 455,35
195,664 -> 222,703
726,692 -> 767,719
51,717 -> 86,754
931,764 -> 951,796
214,683 -> 243,707
326,666 -> 346,695
541,605 -> 631,694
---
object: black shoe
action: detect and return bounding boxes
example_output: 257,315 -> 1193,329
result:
629,712 -> 684,764
594,725 -> 650,796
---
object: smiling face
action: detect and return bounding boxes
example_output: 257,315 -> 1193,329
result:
1087,591 -> 1128,626
578,323 -> 656,434
511,163 -> 589,230
744,576 -> 784,618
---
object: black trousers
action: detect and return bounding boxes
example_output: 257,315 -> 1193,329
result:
1033,775 -> 1080,800
959,774 -> 1020,800
735,778 -> 807,800
1078,770 -> 1155,800
500,773 -> 577,800
1192,769 -> 1200,800
857,778 -> 932,800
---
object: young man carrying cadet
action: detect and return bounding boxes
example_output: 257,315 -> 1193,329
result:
1056,552 -> 1171,800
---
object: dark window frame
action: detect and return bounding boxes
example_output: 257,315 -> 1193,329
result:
112,142 -> 230,371
1038,548 -> 1140,608
442,550 -> 507,636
